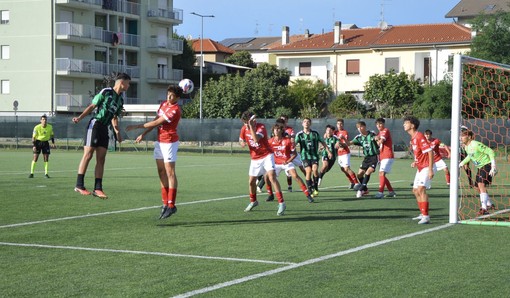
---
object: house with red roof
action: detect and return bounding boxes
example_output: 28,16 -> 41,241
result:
269,22 -> 472,97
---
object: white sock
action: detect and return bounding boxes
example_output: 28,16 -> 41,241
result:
480,193 -> 488,209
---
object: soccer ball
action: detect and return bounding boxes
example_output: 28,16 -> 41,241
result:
179,78 -> 194,94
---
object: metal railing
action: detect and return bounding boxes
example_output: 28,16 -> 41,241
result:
55,58 -> 140,78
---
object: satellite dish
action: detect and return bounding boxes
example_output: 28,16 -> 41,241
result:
186,34 -> 193,40
378,21 -> 388,30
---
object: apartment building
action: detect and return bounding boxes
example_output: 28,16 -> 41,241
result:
0,0 -> 183,115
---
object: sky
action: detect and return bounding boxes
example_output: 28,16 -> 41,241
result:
173,0 -> 462,42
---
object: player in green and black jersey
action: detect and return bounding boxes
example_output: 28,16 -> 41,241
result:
349,121 -> 380,198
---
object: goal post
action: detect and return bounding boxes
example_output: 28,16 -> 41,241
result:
449,54 -> 510,226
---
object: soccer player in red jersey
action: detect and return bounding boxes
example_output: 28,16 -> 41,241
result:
267,123 -> 314,203
279,114 -> 306,192
126,84 -> 182,220
403,116 -> 435,224
375,118 -> 396,198
239,111 -> 286,216
334,119 -> 359,189
424,129 -> 451,186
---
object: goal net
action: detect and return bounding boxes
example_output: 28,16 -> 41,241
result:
450,55 -> 510,226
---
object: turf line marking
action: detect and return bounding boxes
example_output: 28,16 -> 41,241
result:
0,242 -> 294,265
0,180 -> 407,229
0,196 -> 247,229
172,223 -> 454,298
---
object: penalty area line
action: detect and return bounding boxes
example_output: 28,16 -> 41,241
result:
0,242 -> 294,265
0,195 -> 247,229
172,223 -> 454,298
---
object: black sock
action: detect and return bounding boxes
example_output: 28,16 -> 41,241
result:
76,174 -> 85,189
94,178 -> 103,190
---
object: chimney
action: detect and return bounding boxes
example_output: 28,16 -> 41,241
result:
305,29 -> 310,38
334,21 -> 341,44
282,26 -> 289,45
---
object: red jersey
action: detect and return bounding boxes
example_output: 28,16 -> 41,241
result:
157,101 -> 181,143
377,127 -> 394,159
269,136 -> 294,164
428,138 -> 443,163
239,123 -> 273,160
410,131 -> 433,171
284,126 -> 295,138
334,129 -> 350,156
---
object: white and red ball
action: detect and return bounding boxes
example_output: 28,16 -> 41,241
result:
178,78 -> 194,94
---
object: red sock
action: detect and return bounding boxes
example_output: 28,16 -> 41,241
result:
276,192 -> 284,203
349,173 -> 358,184
167,188 -> 177,208
384,176 -> 393,191
161,187 -> 169,205
378,175 -> 385,192
249,193 -> 257,202
300,183 -> 310,196
445,173 -> 451,184
418,201 -> 429,215
266,185 -> 273,196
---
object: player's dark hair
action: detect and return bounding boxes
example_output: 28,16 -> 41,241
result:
114,72 -> 131,81
280,114 -> 289,121
241,111 -> 254,122
336,118 -> 344,124
356,121 -> 366,127
167,84 -> 183,97
461,130 -> 474,138
424,129 -> 432,135
276,118 -> 285,125
41,114 -> 47,120
375,118 -> 385,124
403,116 -> 420,130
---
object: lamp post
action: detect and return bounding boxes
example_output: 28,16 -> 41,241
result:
190,12 -> 214,120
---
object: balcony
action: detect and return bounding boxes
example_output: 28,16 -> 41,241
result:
56,22 -> 103,44
147,7 -> 183,25
146,68 -> 183,84
55,93 -> 91,111
102,0 -> 141,16
146,36 -> 183,55
55,58 -> 140,79
55,0 -> 102,10
104,30 -> 140,47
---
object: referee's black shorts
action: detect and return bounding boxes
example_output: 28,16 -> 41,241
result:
34,140 -> 50,155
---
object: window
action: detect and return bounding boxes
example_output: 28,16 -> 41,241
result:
447,54 -> 454,72
299,62 -> 311,76
424,57 -> 431,84
1,80 -> 10,94
385,57 -> 399,73
346,59 -> 360,75
1,45 -> 10,59
1,10 -> 9,24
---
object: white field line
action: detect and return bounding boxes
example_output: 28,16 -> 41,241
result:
0,242 -> 295,265
0,180 -> 407,229
172,223 -> 454,298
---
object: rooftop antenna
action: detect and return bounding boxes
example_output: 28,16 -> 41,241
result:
378,0 -> 389,30
254,20 -> 259,35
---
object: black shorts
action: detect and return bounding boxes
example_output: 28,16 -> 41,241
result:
84,118 -> 109,148
475,164 -> 493,186
33,140 -> 50,155
302,159 -> 319,168
360,155 -> 379,170
321,156 -> 336,172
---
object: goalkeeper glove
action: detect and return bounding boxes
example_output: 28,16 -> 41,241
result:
489,167 -> 497,177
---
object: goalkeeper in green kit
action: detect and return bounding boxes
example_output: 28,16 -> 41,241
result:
459,130 -> 497,215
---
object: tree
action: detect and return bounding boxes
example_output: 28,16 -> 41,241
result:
225,51 -> 256,68
287,79 -> 332,118
328,93 -> 365,119
182,63 -> 292,118
470,10 -> 510,64
363,71 -> 423,118
412,80 -> 452,118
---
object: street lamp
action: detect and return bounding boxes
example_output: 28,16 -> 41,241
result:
190,12 -> 214,120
